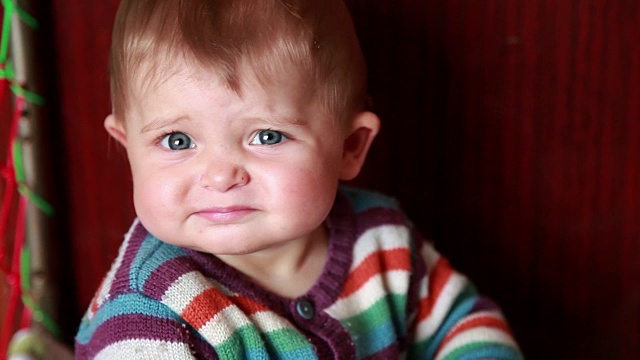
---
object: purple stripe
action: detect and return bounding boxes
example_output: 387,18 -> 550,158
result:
471,296 -> 501,312
77,308 -> 218,359
311,190 -> 356,309
353,207 -> 408,239
362,342 -> 400,359
77,313 -> 188,357
110,222 -> 149,294
143,255 -> 201,300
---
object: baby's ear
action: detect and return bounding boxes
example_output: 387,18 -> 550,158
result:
339,111 -> 380,180
104,114 -> 127,147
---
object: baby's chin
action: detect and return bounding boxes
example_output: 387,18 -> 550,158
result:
152,231 -> 287,256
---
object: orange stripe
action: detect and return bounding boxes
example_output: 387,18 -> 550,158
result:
415,257 -> 454,323
232,295 -> 270,315
440,314 -> 513,347
182,287 -> 233,329
340,248 -> 411,298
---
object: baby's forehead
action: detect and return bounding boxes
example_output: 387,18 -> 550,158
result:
124,58 -> 328,123
131,55 -> 313,101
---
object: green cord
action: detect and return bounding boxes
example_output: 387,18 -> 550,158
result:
0,2 -> 45,103
10,83 -> 45,105
12,138 -> 25,182
11,2 -> 38,29
0,0 -> 40,62
12,140 -> 54,216
3,0 -> 59,339
0,0 -> 13,63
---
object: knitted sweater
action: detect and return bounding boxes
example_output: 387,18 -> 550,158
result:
75,187 -> 522,359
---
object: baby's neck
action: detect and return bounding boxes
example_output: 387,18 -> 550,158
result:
216,226 -> 329,299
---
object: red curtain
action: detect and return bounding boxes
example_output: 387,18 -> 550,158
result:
47,1 -> 640,358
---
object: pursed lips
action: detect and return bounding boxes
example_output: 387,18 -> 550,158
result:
193,206 -> 257,223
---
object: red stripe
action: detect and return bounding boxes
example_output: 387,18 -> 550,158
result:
232,295 -> 270,315
415,257 -> 454,323
89,278 -> 106,314
182,287 -> 233,329
439,314 -> 513,348
340,248 -> 411,298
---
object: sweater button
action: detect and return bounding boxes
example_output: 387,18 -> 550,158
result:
295,299 -> 315,320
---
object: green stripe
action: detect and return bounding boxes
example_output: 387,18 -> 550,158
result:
339,293 -> 407,335
261,328 -> 313,353
214,325 -> 316,359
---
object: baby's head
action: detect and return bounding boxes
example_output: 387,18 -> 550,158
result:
105,0 -> 379,257
110,0 -> 367,125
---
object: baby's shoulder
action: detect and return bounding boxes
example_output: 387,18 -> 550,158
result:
337,186 -> 419,248
339,185 -> 402,213
94,220 -> 195,299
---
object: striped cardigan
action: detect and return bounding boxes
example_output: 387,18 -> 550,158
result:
75,187 -> 522,359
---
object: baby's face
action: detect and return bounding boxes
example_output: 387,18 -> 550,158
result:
120,65 -> 347,255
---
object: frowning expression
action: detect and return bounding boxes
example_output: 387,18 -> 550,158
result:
117,64 -> 349,255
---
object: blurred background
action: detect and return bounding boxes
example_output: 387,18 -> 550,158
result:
1,0 -> 639,359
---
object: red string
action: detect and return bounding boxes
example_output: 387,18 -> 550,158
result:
0,76 -> 13,272
0,196 -> 26,354
17,196 -> 32,330
0,71 -> 5,107
0,167 -> 15,274
0,96 -> 29,356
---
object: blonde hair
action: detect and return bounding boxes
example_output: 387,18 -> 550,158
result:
110,0 -> 366,122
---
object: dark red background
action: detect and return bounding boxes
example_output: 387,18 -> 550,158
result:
18,0 -> 640,358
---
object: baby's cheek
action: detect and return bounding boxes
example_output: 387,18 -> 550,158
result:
133,178 -> 167,216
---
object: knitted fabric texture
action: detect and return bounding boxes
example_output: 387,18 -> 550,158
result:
75,187 -> 523,359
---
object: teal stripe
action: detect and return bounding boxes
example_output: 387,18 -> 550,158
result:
425,284 -> 479,359
442,342 -> 524,360
76,292 -> 178,344
354,319 -> 396,358
129,234 -> 186,289
269,347 -> 318,360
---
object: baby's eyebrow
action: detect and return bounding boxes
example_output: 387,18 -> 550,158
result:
259,114 -> 308,127
140,116 -> 189,134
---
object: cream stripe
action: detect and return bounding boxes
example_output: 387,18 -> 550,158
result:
417,275 -> 430,302
414,272 -> 468,341
95,339 -> 194,360
435,327 -> 519,360
420,240 -> 442,270
351,225 -> 411,268
198,306 -> 252,346
250,311 -> 295,333
161,271 -> 214,313
326,270 -> 410,319
416,241 -> 442,303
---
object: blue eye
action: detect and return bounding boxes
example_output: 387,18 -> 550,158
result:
160,132 -> 194,150
251,130 -> 287,145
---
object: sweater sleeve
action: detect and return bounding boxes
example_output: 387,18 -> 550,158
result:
75,290 -> 215,359
406,235 -> 524,360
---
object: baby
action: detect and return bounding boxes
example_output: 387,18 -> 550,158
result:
75,0 -> 522,359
